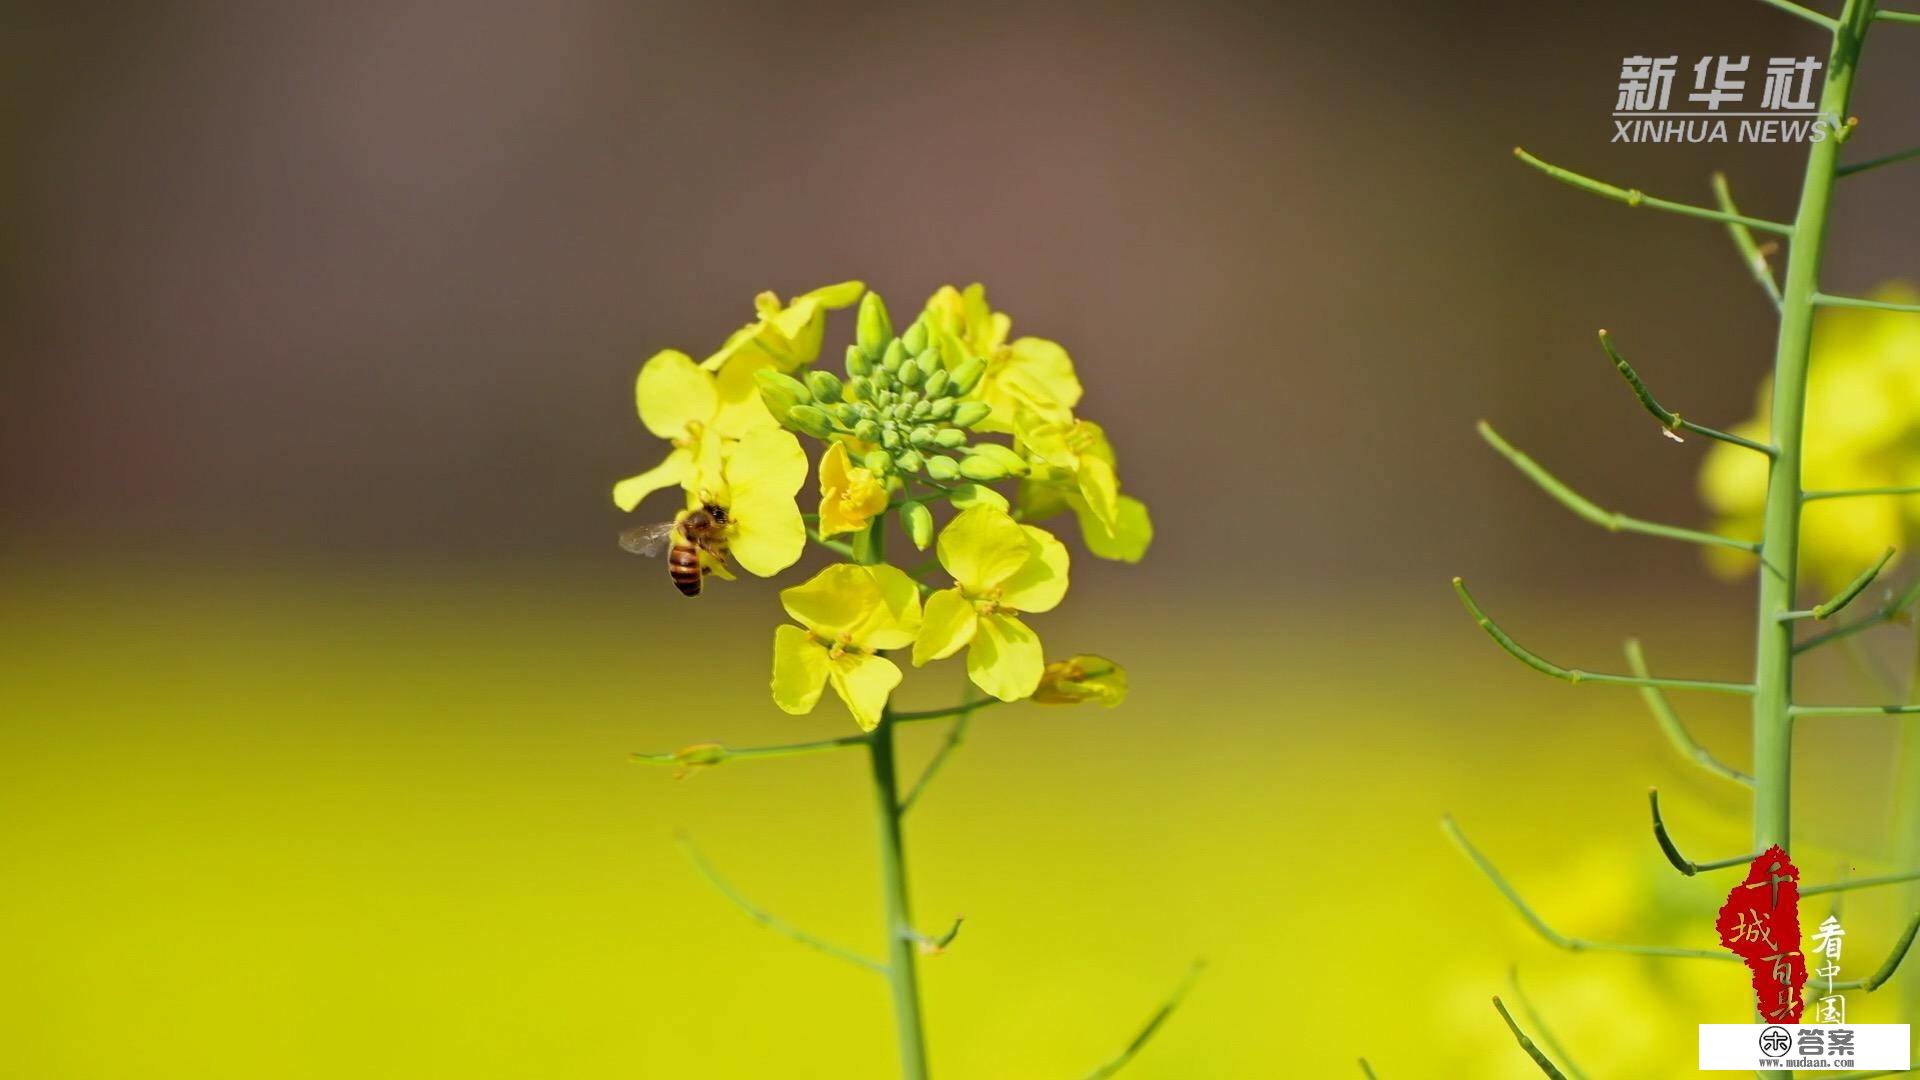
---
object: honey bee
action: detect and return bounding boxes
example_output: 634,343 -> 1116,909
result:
619,502 -> 731,597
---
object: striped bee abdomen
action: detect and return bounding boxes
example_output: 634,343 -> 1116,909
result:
668,543 -> 703,596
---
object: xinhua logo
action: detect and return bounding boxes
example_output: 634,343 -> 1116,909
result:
1759,1026 -> 1793,1058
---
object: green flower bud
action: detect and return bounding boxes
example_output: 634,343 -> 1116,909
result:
959,453 -> 1009,481
806,370 -> 845,403
914,347 -> 941,378
881,426 -> 902,449
966,441 -> 1029,476
853,418 -> 882,442
949,357 -> 987,395
909,425 -> 937,448
786,404 -> 837,440
911,400 -> 931,419
925,454 -> 960,481
895,449 -> 923,473
754,368 -> 812,425
900,501 -> 933,550
856,403 -> 879,421
902,318 -> 928,354
928,398 -> 955,420
834,403 -> 862,427
891,403 -> 914,421
881,340 -> 908,372
923,369 -> 950,398
863,449 -> 892,475
846,344 -> 872,377
848,376 -> 872,402
857,292 -> 893,356
950,400 -> 992,429
898,362 -> 924,388
933,427 -> 968,449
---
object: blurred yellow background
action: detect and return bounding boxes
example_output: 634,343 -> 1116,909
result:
7,0 -> 1920,1076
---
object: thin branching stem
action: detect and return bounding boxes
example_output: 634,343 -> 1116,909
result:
1791,703 -> 1920,718
1492,997 -> 1570,1079
1477,423 -> 1761,551
1455,580 -> 1756,694
1796,580 -> 1920,654
807,528 -> 857,560
1780,547 -> 1896,620
1598,331 -> 1776,453
1625,640 -> 1754,785
1876,7 -> 1920,22
632,733 -> 867,768
1649,789 -> 1759,876
1508,969 -> 1586,1080
1443,816 -> 1738,961
1079,962 -> 1205,1080
1806,486 -> 1920,500
1357,1060 -> 1379,1079
913,916 -> 965,954
1754,0 -> 1842,27
1710,173 -> 1784,309
1838,144 -> 1920,176
899,710 -> 974,815
1822,909 -> 1920,991
1814,292 -> 1920,314
1803,868 -> 1920,895
675,834 -> 887,974
889,698 -> 1002,724
1513,148 -> 1794,235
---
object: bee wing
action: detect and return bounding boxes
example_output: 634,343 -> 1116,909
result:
618,522 -> 678,557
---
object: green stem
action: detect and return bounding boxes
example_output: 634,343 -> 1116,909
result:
1838,143 -> 1920,176
868,711 -> 929,1079
1814,292 -> 1920,314
1710,173 -> 1785,310
1512,148 -> 1794,235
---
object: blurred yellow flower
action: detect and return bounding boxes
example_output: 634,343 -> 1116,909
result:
817,442 -> 889,538
772,563 -> 923,730
913,507 -> 1069,701
702,282 -> 865,434
707,428 -> 809,578
924,283 -> 1081,433
1701,283 -> 1920,588
1031,655 -> 1128,707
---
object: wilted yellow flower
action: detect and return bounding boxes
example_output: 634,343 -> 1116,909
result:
1701,283 -> 1920,588
1031,655 -> 1128,707
924,284 -> 1082,433
817,441 -> 889,538
772,563 -> 923,730
913,507 -> 1069,701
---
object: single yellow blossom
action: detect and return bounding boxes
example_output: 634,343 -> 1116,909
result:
772,563 -> 923,730
1031,655 -> 1128,707
612,348 -> 765,512
925,283 -> 1081,433
913,507 -> 1069,701
1016,412 -> 1121,530
700,427 -> 809,578
1701,283 -> 1920,588
817,441 -> 890,538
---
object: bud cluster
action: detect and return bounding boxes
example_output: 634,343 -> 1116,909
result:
756,293 -> 1027,484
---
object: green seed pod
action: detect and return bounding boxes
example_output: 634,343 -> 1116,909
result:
754,369 -> 811,427
959,453 -> 1009,482
925,454 -> 960,481
863,449 -> 892,475
900,501 -> 933,551
911,400 -> 931,419
928,398 -> 955,420
806,370 -> 845,403
785,404 -> 837,440
856,292 -> 893,357
881,339 -> 908,373
933,427 -> 968,449
895,449 -> 923,473
923,369 -> 950,398
846,344 -> 872,377
881,426 -> 901,449
908,425 -> 937,448
898,362 -> 924,388
950,400 -> 992,429
853,418 -> 882,442
949,357 -> 987,395
902,318 -> 928,355
834,403 -> 862,427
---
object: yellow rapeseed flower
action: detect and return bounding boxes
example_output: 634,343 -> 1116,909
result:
924,284 -> 1082,433
772,563 -> 923,730
912,507 -> 1069,701
704,428 -> 809,579
817,442 -> 890,538
702,282 -> 865,434
612,348 -> 758,512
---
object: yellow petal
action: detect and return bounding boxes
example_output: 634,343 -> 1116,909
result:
1032,654 -> 1128,707
966,613 -> 1045,702
635,350 -> 717,439
913,588 -> 978,665
709,353 -> 780,437
771,625 -> 829,715
729,486 -> 805,577
998,525 -> 1070,613
612,448 -> 693,512
857,563 -> 924,650
1078,495 -> 1153,563
781,564 -> 879,635
828,652 -> 902,731
1074,453 -> 1120,532
936,506 -> 1033,592
726,428 -> 809,498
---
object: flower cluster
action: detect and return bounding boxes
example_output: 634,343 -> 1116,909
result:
614,282 -> 1149,729
1701,283 -> 1920,588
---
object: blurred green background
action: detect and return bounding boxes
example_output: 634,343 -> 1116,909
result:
6,1 -> 1920,1076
